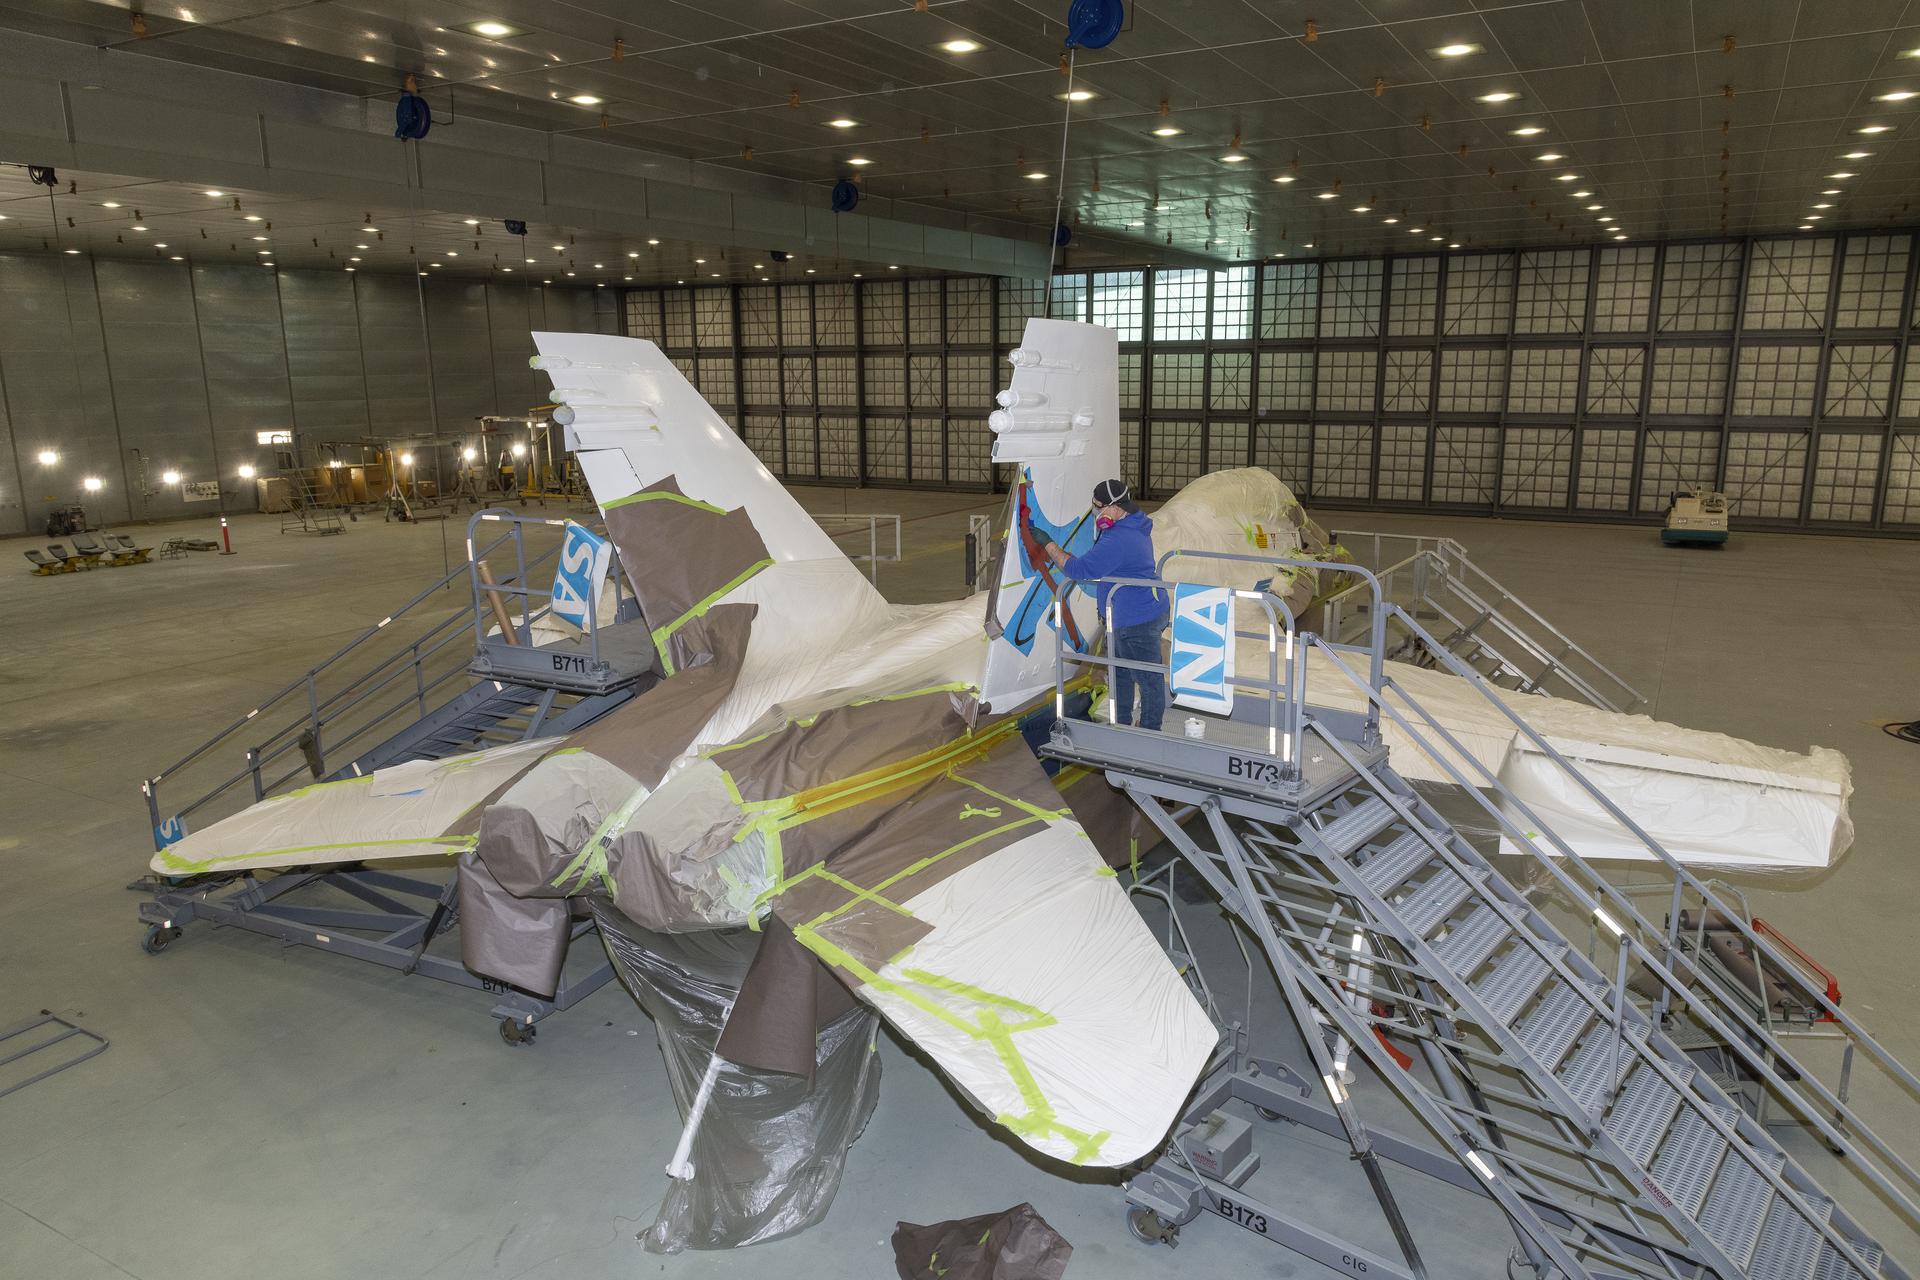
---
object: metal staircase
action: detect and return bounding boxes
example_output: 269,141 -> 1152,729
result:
137,511 -> 654,1040
1046,551 -> 1918,1279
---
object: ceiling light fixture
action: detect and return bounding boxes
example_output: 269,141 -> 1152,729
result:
362,225 -> 378,232
1535,152 -> 1564,162
569,94 -> 602,106
1430,42 -> 1481,57
1152,126 -> 1183,137
1614,233 -> 1628,240
1829,172 -> 1855,179
1813,202 -> 1832,209
1316,191 -> 1337,199
1058,90 -> 1095,102
1477,91 -> 1518,103
1843,151 -> 1871,159
101,201 -> 121,208
1351,205 -> 1371,212
939,38 -> 982,54
1585,203 -> 1603,211
1855,125 -> 1892,134
828,118 -> 857,128
1383,217 -> 1399,224
1799,223 -> 1814,230
1823,188 -> 1842,195
647,238 -> 660,245
1510,126 -> 1544,136
204,190 -> 223,197
1806,214 -> 1823,220
1272,174 -> 1295,184
131,224 -> 148,231
847,156 -> 872,166
1873,90 -> 1916,101
1555,173 -> 1579,181
1571,189 -> 1592,197
1220,152 -> 1247,163
1025,170 -> 1049,179
464,20 -> 527,38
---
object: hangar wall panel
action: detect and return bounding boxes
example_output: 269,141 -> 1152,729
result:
0,250 -> 603,532
607,230 -> 1920,534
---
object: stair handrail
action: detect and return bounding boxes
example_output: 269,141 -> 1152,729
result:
1302,617 -> 1920,1231
142,523 -> 557,846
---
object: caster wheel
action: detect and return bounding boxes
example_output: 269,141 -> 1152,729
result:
1255,1106 -> 1283,1122
141,924 -> 182,955
1125,1207 -> 1180,1248
499,1018 -> 537,1046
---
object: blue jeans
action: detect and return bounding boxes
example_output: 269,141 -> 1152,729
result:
1112,618 -> 1166,731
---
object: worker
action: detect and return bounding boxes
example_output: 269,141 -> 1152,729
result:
1040,478 -> 1167,731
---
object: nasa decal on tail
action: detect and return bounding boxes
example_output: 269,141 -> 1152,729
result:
978,319 -> 1121,711
1169,583 -> 1235,715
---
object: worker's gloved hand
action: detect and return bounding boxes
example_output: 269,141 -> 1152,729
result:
1030,527 -> 1055,549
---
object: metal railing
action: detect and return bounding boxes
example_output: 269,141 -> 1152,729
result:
1048,552 -> 1920,1246
143,521 -> 563,850
1320,531 -> 1646,714
807,511 -> 902,585
464,509 -> 630,659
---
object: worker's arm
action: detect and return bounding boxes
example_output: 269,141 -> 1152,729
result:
1057,537 -> 1119,581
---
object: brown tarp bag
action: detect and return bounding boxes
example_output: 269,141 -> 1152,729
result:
890,1202 -> 1073,1280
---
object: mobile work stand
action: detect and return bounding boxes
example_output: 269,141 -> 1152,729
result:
140,511 -> 656,1043
1046,549 -> 1916,1280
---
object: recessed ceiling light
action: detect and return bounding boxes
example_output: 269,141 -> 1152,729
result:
1383,217 -> 1399,224
1477,91 -> 1518,103
1351,205 -> 1371,213
752,262 -> 762,269
1855,125 -> 1892,134
1823,188 -> 1842,195
1058,90 -> 1094,103
204,190 -> 222,197
1900,47 -> 1920,58
464,20 -> 527,38
1316,191 -> 1337,199
244,214 -> 262,222
569,94 -> 602,106
1571,189 -> 1592,198
888,264 -> 899,270
64,248 -> 80,255
695,258 -> 706,264
503,267 -> 514,273
1813,202 -> 1832,209
257,250 -> 271,255
828,118 -> 857,129
710,272 -> 719,278
1806,214 -> 1823,220
1585,204 -> 1603,211
1535,152 -> 1564,162
171,255 -> 184,261
1613,233 -> 1628,240
251,234 -> 267,241
1152,126 -> 1183,137
1598,215 -> 1613,222
1510,126 -> 1544,136
847,157 -> 872,167
526,257 -> 536,263
349,256 -> 361,262
1430,235 -> 1443,241
1272,174 -> 1295,184
1829,172 -> 1855,179
1556,173 -> 1579,181
1843,151 -> 1871,159
131,224 -> 148,231
1220,153 -> 1248,163
1873,90 -> 1916,101
463,218 -> 480,225
1410,227 -> 1424,233
101,201 -> 121,208
1799,223 -> 1814,230
449,251 -> 461,258
154,242 -> 167,248
647,238 -> 660,245
940,38 -> 982,54
1430,42 -> 1481,58
1025,170 -> 1049,179
806,268 -> 815,274
362,225 -> 378,232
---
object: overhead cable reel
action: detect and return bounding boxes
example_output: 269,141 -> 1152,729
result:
1064,0 -> 1125,49
831,178 -> 860,213
394,82 -> 432,139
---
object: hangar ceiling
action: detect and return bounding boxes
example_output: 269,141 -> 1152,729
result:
0,1 -> 1917,265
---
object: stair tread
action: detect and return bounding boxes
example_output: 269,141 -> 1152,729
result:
1320,796 -> 1398,857
1400,866 -> 1491,936
1650,1102 -> 1739,1217
1558,1021 -> 1647,1114
1474,944 -> 1554,1025
1515,981 -> 1601,1069
1432,906 -> 1509,975
1603,1062 -> 1691,1168
1699,1149 -> 1785,1266
1355,830 -> 1435,894
1813,1238 -> 1885,1280
1749,1193 -> 1832,1280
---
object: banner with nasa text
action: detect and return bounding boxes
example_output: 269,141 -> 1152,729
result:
1169,583 -> 1235,715
550,521 -> 613,632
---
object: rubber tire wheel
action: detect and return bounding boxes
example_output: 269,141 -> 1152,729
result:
1256,1106 -> 1283,1122
1125,1207 -> 1177,1247
141,924 -> 180,955
499,1018 -> 536,1046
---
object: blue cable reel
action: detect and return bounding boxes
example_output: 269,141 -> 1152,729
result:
394,91 -> 432,140
1064,0 -> 1124,49
831,178 -> 860,213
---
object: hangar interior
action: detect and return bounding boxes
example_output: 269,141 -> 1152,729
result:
2,3 -> 1919,1280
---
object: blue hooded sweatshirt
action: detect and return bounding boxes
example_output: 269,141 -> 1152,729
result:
1061,510 -> 1166,628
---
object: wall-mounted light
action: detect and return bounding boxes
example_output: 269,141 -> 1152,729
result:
462,447 -> 477,462
238,464 -> 256,478
399,452 -> 415,466
162,469 -> 181,485
510,443 -> 527,458
82,476 -> 103,492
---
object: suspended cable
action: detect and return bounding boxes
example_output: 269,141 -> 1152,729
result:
1042,48 -> 1077,311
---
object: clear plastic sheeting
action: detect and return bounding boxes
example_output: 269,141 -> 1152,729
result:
592,906 -> 881,1253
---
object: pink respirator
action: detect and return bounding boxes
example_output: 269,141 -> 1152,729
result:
1095,515 -> 1116,533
